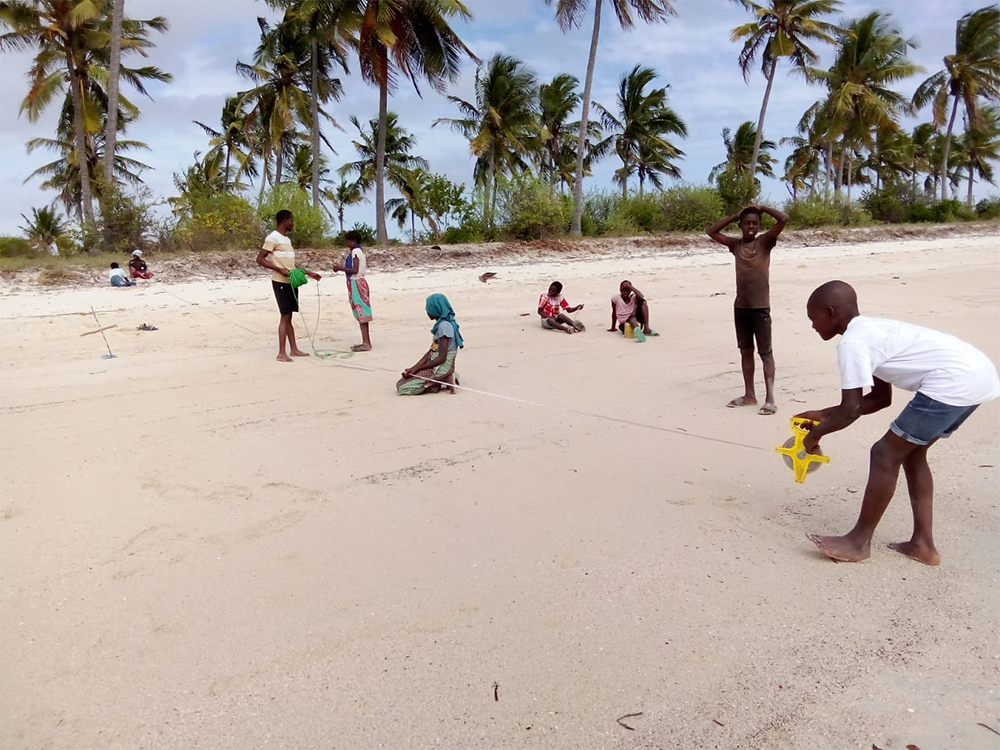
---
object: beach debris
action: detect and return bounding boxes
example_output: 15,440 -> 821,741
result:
493,682 -> 499,702
137,323 -> 159,331
431,245 -> 441,250
616,712 -> 643,731
872,745 -> 885,750
906,745 -> 921,750
713,719 -> 725,727
79,324 -> 117,337
978,723 -> 1000,737
479,272 -> 498,283
518,312 -> 530,317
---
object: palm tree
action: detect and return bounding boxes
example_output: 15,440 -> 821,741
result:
435,54 -> 541,231
546,0 -> 676,236
909,122 -> 936,194
103,0 -> 124,193
807,12 -> 919,197
339,112 -> 429,200
385,168 -> 433,242
729,0 -> 843,182
913,5 -> 1000,201
194,96 -> 258,192
19,206 -> 68,255
538,74 -> 579,189
593,65 -> 686,197
960,104 -> 1000,205
355,0 -> 477,244
325,178 -> 366,233
710,121 -> 776,182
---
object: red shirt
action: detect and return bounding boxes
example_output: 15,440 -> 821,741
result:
539,294 -> 570,318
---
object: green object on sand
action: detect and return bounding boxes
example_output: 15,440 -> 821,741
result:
288,268 -> 309,288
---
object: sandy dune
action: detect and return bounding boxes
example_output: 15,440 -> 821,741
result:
1,235 -> 998,749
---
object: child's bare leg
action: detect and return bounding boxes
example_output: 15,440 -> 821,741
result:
638,300 -> 652,334
888,442 -> 941,565
549,316 -> 574,333
277,314 -> 293,362
808,431 -> 914,562
352,322 -> 373,351
287,321 -> 309,356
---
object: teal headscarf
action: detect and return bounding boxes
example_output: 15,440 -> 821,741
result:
425,293 -> 464,349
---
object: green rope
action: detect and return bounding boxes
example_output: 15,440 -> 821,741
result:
290,276 -> 354,360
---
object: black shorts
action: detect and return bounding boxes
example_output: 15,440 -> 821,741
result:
734,307 -> 772,354
273,280 -> 298,315
616,299 -> 648,331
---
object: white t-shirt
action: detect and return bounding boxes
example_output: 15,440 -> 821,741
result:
262,230 -> 295,283
346,246 -> 367,278
109,267 -> 127,281
838,316 -> 1000,406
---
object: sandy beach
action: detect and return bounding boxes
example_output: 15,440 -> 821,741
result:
1,233 -> 998,749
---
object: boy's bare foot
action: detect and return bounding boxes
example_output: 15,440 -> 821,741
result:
565,328 -> 575,334
276,354 -> 293,362
806,532 -> 870,562
888,541 -> 941,566
351,343 -> 372,352
290,349 -> 310,357
727,396 -> 757,408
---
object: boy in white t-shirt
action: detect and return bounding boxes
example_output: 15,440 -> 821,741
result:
797,280 -> 1000,566
255,209 -> 321,362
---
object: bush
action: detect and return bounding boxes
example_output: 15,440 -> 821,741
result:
329,222 -> 377,246
785,196 -> 870,228
0,236 -> 39,258
860,186 -> 911,223
975,195 -> 1000,220
658,185 -> 724,232
99,186 -> 163,255
500,177 -> 571,239
582,191 -> 622,236
258,183 -> 329,247
174,191 -> 262,252
715,169 -> 759,215
618,194 -> 660,233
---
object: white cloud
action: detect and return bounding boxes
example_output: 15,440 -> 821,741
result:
0,0 -> 994,237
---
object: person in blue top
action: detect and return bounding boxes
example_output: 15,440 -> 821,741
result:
397,294 -> 464,395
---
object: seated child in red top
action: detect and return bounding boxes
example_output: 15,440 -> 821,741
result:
538,281 -> 585,334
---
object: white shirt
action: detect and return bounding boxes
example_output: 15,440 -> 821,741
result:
262,230 -> 295,283
838,316 -> 1000,407
109,268 -> 127,281
346,246 -> 367,278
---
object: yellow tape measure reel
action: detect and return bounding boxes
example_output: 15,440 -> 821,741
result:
775,417 -> 831,483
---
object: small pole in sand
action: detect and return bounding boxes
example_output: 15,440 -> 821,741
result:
90,306 -> 116,359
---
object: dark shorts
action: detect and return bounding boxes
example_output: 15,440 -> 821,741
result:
617,299 -> 648,332
734,307 -> 772,354
272,280 -> 298,315
890,392 -> 979,446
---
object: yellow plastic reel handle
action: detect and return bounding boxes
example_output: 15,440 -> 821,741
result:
776,417 -> 831,483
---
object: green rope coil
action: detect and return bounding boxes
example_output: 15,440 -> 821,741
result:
290,277 -> 354,360
288,268 -> 309,288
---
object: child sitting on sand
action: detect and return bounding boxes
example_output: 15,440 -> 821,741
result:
538,281 -> 585,334
128,249 -> 154,280
609,280 -> 657,341
109,263 -> 135,287
397,294 -> 464,396
332,230 -> 373,352
797,280 -> 1000,566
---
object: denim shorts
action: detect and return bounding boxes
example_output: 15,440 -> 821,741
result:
890,391 -> 979,446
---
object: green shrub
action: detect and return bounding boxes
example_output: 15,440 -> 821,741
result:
0,236 -> 38,258
861,187 -> 910,223
259,183 -> 329,247
501,177 -> 571,239
657,185 -> 724,232
618,195 -> 660,233
174,192 -> 262,252
715,169 -> 759,215
583,191 -> 622,236
330,222 -> 377,246
99,186 -> 162,255
785,196 -> 869,227
975,195 -> 1000,220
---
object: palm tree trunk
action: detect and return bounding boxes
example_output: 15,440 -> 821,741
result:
258,147 -> 270,204
375,82 -> 388,244
824,140 -> 832,199
275,139 -> 285,187
940,95 -> 960,202
66,46 -> 96,236
338,206 -> 345,233
835,143 -> 845,199
224,147 -> 231,192
310,38 -> 321,209
846,151 -> 853,202
411,208 -> 416,244
570,0 -> 602,237
749,60 -> 776,182
103,0 -> 124,194
484,145 -> 495,234
967,163 -> 974,206
638,171 -> 644,198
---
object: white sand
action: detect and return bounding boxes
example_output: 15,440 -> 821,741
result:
1,235 -> 998,749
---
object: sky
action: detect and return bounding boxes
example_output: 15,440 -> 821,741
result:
0,0 -> 993,238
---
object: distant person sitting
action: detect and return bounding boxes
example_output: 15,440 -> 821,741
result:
129,249 -> 154,280
538,281 -> 585,334
609,280 -> 657,342
109,263 -> 135,287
